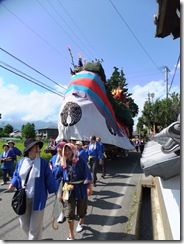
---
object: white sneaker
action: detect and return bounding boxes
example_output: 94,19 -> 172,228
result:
76,223 -> 84,233
57,211 -> 65,223
67,237 -> 75,240
1,182 -> 6,185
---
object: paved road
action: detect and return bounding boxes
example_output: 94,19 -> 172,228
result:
0,151 -> 142,241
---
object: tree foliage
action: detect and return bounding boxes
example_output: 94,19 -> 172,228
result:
105,67 -> 139,137
0,127 -> 4,137
3,124 -> 13,135
139,92 -> 180,133
21,123 -> 36,139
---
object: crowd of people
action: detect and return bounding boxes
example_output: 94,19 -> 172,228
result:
0,140 -> 22,185
0,135 -> 107,240
0,135 -> 146,240
0,135 -> 145,240
132,138 -> 145,155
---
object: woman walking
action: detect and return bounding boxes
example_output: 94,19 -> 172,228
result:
49,141 -> 66,223
8,138 -> 58,240
61,143 -> 92,240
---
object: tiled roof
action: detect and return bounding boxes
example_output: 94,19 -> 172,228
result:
140,116 -> 180,180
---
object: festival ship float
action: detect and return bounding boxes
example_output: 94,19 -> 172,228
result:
56,47 -> 134,158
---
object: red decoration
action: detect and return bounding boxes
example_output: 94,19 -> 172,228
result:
111,86 -> 126,103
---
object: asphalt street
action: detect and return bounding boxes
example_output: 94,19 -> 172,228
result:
0,151 -> 142,241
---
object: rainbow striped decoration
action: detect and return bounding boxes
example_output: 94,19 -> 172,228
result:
64,71 -> 125,137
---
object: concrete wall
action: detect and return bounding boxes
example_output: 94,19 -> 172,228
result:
156,175 -> 180,240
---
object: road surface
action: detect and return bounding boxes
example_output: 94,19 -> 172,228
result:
0,151 -> 142,241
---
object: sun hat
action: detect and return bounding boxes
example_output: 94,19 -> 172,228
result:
23,138 -> 43,156
75,141 -> 83,146
7,140 -> 15,145
2,143 -> 9,149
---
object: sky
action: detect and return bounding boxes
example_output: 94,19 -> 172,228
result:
0,0 -> 180,131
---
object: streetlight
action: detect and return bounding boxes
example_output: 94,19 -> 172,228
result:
148,92 -> 155,103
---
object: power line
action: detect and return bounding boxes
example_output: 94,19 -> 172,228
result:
0,47 -> 67,91
0,64 -> 64,98
37,0 -> 92,62
125,66 -> 163,75
57,0 -> 102,60
109,0 -> 163,75
0,1 -> 71,64
45,0 -> 96,61
0,61 -> 65,97
169,55 -> 180,93
126,70 -> 163,79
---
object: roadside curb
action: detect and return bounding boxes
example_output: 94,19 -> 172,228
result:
123,174 -> 154,240
122,178 -> 142,240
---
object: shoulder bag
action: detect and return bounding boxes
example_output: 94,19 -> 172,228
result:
11,165 -> 32,215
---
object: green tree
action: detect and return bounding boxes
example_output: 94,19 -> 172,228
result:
3,124 -> 13,136
141,101 -> 154,129
105,67 -> 139,137
0,127 -> 4,137
139,92 -> 180,133
137,117 -> 144,133
22,123 -> 36,139
153,92 -> 180,130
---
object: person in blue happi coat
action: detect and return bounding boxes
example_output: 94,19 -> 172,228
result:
75,141 -> 89,164
61,143 -> 92,240
85,135 -> 103,187
0,143 -> 16,185
49,141 -> 66,223
96,137 -> 107,178
7,140 -> 22,159
8,138 -> 58,240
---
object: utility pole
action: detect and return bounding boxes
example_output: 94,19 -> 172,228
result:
147,93 -> 155,134
164,66 -> 170,99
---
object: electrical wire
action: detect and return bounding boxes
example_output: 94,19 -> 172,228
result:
0,1 -> 71,64
37,0 -> 92,62
0,64 -> 64,97
46,0 -> 96,61
57,0 -> 102,60
0,47 -> 67,91
126,70 -> 163,79
169,55 -> 180,93
109,0 -> 163,75
0,61 -> 65,96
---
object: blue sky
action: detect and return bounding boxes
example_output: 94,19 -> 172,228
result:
0,0 -> 180,130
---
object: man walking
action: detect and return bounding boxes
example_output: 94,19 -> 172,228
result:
96,137 -> 106,178
85,136 -> 103,187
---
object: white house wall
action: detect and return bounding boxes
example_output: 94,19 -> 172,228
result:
158,176 -> 180,240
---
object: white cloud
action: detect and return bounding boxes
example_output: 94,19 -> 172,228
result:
0,78 -> 65,123
0,77 -> 180,132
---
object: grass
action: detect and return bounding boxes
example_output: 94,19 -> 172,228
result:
126,189 -> 137,232
0,140 -> 54,177
122,188 -> 139,240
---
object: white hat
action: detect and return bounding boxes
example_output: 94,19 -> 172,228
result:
76,141 -> 83,146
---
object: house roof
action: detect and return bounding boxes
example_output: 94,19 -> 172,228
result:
38,127 -> 58,130
140,119 -> 180,180
154,0 -> 180,39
